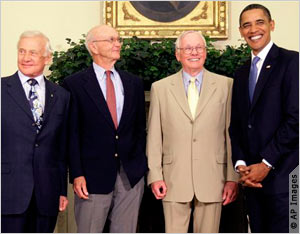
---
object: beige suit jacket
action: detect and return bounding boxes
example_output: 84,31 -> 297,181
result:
146,69 -> 239,203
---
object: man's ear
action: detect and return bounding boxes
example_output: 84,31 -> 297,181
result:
175,50 -> 180,62
239,27 -> 244,38
270,20 -> 275,32
89,42 -> 98,55
45,53 -> 52,65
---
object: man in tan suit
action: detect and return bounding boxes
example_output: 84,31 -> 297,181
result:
146,31 -> 239,233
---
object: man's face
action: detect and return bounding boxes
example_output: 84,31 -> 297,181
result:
175,33 -> 206,75
18,36 -> 51,78
239,9 -> 274,55
89,26 -> 121,64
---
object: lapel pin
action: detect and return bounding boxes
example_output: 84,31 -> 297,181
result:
51,94 -> 54,98
266,65 -> 271,69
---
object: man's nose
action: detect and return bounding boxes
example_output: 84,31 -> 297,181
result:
23,52 -> 31,61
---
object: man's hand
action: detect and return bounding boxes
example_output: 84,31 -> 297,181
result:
237,165 -> 250,177
59,196 -> 68,211
239,162 -> 271,188
73,176 -> 89,199
151,180 -> 167,200
222,181 -> 238,205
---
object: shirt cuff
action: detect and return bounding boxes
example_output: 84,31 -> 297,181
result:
262,159 -> 274,169
234,160 -> 247,172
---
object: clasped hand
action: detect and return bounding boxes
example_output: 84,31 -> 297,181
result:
238,162 -> 271,188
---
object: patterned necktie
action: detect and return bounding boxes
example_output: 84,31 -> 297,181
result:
188,77 -> 199,119
106,71 -> 118,129
249,56 -> 260,102
27,79 -> 43,130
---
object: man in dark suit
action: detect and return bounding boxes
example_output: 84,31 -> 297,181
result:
229,4 -> 299,233
1,31 -> 69,233
63,25 -> 147,233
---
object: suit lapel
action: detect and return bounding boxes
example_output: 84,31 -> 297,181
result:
169,70 -> 193,120
43,79 -> 57,123
250,44 -> 279,113
239,60 -> 252,111
83,66 -> 115,129
6,72 -> 33,120
117,70 -> 133,132
194,69 -> 216,119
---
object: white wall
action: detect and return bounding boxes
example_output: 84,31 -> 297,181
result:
1,1 -> 103,76
1,1 -> 299,77
216,1 -> 299,50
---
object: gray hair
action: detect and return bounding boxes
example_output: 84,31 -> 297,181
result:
18,30 -> 52,57
175,31 -> 207,49
85,27 -> 95,55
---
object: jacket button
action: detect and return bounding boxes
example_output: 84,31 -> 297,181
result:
115,135 -> 119,140
35,143 -> 39,147
248,124 -> 252,129
193,139 -> 196,142
114,153 -> 118,157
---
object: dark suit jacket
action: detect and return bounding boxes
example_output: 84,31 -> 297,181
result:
62,66 -> 147,194
1,72 -> 70,216
229,44 -> 299,194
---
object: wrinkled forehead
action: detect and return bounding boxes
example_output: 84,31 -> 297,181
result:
181,33 -> 205,46
18,36 -> 46,50
92,26 -> 119,39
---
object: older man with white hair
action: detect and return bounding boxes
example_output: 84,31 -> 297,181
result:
63,24 -> 147,233
1,30 -> 69,232
147,30 -> 239,233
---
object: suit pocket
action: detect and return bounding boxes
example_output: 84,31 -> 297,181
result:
216,154 -> 226,164
1,163 -> 11,174
162,155 -> 172,165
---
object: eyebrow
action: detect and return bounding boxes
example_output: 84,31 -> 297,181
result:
241,18 -> 265,27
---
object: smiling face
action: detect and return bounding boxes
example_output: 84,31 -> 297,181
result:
239,8 -> 275,55
175,32 -> 206,76
17,36 -> 51,78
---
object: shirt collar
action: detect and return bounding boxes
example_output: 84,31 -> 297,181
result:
182,70 -> 203,86
93,62 -> 116,80
251,40 -> 273,62
18,70 -> 45,86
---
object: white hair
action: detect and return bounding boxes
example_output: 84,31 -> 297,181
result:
85,27 -> 96,56
175,31 -> 207,49
18,30 -> 52,56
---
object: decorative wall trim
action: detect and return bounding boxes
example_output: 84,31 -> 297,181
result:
104,1 -> 228,39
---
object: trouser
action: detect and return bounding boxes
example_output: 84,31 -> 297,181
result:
1,193 -> 58,233
245,188 -> 288,233
74,166 -> 144,233
163,197 -> 222,233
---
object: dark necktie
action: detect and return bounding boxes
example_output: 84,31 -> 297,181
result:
106,71 -> 118,129
249,56 -> 260,102
27,79 -> 43,130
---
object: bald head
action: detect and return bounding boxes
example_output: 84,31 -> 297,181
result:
85,25 -> 118,55
85,24 -> 122,69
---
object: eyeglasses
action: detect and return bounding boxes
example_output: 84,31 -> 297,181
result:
92,37 -> 123,44
177,46 -> 206,54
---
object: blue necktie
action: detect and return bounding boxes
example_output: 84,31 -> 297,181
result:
27,79 -> 43,131
249,56 -> 260,102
